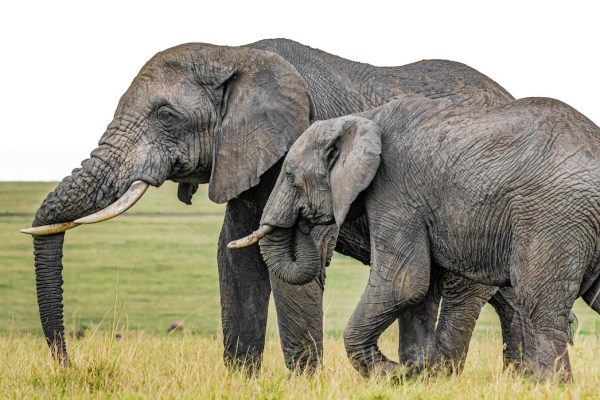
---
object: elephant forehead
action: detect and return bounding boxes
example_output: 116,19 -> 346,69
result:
119,73 -> 194,111
140,48 -> 189,78
288,130 -> 320,158
290,121 -> 336,151
285,149 -> 323,175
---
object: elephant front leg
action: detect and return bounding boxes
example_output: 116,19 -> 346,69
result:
337,215 -> 443,371
269,224 -> 337,373
397,266 -> 442,369
218,199 -> 271,374
270,273 -> 324,373
345,219 -> 431,377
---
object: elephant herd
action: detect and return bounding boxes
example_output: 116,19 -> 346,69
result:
23,38 -> 600,381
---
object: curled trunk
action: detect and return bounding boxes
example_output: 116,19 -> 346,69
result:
259,226 -> 321,285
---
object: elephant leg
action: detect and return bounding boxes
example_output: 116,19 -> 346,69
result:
488,287 -> 524,367
397,266 -> 442,368
511,239 -> 583,380
270,271 -> 324,373
489,285 -> 579,370
430,273 -> 498,373
218,198 -> 271,374
335,214 -> 371,265
268,224 -> 337,373
345,220 -> 431,377
338,216 -> 440,370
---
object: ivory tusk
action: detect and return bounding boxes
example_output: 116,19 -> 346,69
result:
74,181 -> 149,224
227,225 -> 275,249
20,181 -> 149,236
20,221 -> 80,236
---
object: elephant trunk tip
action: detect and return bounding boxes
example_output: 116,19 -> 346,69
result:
49,342 -> 69,368
228,225 -> 275,249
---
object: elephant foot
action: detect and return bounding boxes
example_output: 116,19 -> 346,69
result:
224,353 -> 262,377
518,361 -> 573,383
371,359 -> 403,377
503,351 -> 572,383
348,349 -> 407,379
283,352 -> 320,375
420,352 -> 467,377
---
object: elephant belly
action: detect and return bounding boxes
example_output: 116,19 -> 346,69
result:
426,216 -> 513,287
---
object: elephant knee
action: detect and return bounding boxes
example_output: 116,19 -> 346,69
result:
388,263 -> 430,309
393,277 -> 429,308
343,324 -> 358,355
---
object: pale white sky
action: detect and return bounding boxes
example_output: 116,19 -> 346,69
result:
1,0 -> 598,181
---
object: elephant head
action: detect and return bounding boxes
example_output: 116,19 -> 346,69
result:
22,43 -> 311,362
230,116 -> 381,285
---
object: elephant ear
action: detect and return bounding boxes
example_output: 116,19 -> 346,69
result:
208,49 -> 312,203
328,116 -> 382,226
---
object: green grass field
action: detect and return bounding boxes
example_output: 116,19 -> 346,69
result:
2,182 -> 600,398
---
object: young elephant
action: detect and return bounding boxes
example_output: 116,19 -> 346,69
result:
232,95 -> 600,379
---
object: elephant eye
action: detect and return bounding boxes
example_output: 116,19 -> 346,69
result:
156,106 -> 181,128
285,171 -> 295,186
316,173 -> 330,191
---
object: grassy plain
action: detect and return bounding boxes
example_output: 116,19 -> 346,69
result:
1,182 -> 600,398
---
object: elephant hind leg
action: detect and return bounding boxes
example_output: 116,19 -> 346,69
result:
490,286 -> 579,371
488,287 -> 523,367
431,273 -> 497,374
511,237 -> 586,380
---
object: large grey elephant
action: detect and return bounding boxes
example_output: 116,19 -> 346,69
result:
23,39 -> 520,370
235,96 -> 600,379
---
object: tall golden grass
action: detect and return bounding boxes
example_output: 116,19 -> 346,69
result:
4,183 -> 600,398
2,330 -> 599,399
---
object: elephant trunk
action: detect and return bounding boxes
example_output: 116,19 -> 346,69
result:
33,232 -> 67,364
31,146 -> 134,363
259,224 -> 321,285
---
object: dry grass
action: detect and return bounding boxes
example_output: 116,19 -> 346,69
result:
3,182 -> 600,398
2,331 -> 600,399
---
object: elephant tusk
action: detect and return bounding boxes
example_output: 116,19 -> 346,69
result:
227,225 -> 275,249
20,180 -> 149,235
20,221 -> 80,236
74,181 -> 149,224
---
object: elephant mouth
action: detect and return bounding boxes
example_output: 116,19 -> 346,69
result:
305,214 -> 335,226
20,179 -> 151,236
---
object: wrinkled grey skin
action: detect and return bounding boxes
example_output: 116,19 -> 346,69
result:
32,38 -> 521,370
258,98 -> 600,380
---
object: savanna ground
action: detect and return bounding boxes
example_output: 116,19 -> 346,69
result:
2,182 -> 600,398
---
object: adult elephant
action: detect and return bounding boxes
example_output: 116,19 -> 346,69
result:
23,39 -> 515,370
